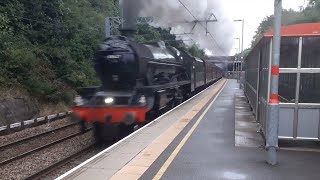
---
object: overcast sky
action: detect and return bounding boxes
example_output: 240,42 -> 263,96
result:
218,0 -> 307,55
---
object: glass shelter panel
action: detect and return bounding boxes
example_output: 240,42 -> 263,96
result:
301,37 -> 320,68
246,51 -> 259,90
259,40 -> 271,100
279,73 -> 297,103
299,73 -> 320,103
280,37 -> 299,68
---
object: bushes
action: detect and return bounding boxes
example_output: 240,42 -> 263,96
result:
0,0 -> 205,104
251,0 -> 320,47
135,24 -> 206,58
0,0 -> 117,104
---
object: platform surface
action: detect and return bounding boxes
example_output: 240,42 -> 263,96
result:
140,80 -> 320,180
57,79 -> 226,180
58,79 -> 320,180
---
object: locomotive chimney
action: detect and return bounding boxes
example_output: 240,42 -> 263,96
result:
120,0 -> 137,38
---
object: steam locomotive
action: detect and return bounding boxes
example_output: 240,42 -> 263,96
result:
71,35 -> 223,142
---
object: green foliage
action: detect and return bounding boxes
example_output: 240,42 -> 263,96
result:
135,24 -> 205,58
251,0 -> 320,47
0,1 -> 206,104
187,44 -> 205,58
0,0 -> 118,103
251,10 -> 302,47
242,48 -> 252,58
134,24 -> 162,42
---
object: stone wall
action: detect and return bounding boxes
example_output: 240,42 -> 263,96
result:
0,89 -> 68,126
0,98 -> 38,126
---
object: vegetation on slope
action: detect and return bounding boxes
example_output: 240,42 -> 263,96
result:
0,0 -> 205,104
0,0 -> 121,103
251,0 -> 320,48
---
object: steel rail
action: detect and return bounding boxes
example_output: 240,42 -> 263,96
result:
0,128 -> 92,166
0,122 -> 80,151
23,144 -> 96,180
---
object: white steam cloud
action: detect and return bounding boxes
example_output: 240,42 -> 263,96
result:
120,0 -> 235,56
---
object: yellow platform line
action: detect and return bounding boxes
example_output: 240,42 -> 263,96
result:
153,80 -> 228,180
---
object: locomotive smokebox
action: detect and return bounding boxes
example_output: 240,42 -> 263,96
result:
120,0 -> 140,38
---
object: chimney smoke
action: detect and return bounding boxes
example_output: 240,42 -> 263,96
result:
119,0 -> 235,55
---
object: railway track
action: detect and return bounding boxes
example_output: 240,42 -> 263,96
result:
0,122 -> 79,152
23,144 -> 96,180
0,128 -> 92,167
0,82 -> 221,179
0,121 -> 94,180
0,85 -> 215,179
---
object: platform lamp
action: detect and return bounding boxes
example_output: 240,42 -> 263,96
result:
234,19 -> 244,87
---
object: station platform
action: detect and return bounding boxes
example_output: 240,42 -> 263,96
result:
57,79 -> 320,180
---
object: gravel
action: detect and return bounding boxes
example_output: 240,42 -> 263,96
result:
0,118 -> 73,146
45,147 -> 103,179
0,131 -> 95,180
0,123 -> 80,163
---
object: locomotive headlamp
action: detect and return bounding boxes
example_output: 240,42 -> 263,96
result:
138,95 -> 147,105
107,55 -> 122,59
106,55 -> 122,63
104,97 -> 114,104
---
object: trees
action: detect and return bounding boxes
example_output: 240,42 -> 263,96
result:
0,0 -> 118,103
0,1 -> 206,103
251,0 -> 320,48
308,0 -> 320,8
187,44 -> 205,58
135,24 -> 205,58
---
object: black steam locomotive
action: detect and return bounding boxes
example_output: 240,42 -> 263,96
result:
72,35 -> 223,141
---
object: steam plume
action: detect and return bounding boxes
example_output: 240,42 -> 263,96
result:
120,0 -> 235,55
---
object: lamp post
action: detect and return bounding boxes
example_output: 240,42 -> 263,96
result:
267,0 -> 282,166
234,19 -> 244,86
234,38 -> 241,80
234,19 -> 244,53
